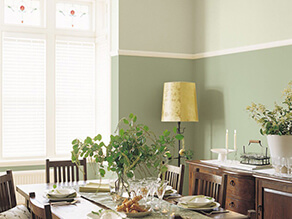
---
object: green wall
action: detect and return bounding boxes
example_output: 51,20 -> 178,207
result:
116,45 -> 292,194
118,45 -> 292,160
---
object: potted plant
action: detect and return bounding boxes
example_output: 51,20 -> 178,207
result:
71,113 -> 192,194
246,81 -> 292,165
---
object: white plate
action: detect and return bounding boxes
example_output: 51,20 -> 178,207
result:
46,188 -> 76,198
87,212 -> 100,219
87,210 -> 122,219
179,195 -> 215,207
43,192 -> 78,201
45,196 -> 77,201
177,201 -> 220,211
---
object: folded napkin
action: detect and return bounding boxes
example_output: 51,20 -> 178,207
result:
79,182 -> 110,193
46,192 -> 77,199
165,189 -> 175,195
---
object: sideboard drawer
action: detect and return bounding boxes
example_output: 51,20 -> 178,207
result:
226,175 -> 255,201
225,197 -> 254,215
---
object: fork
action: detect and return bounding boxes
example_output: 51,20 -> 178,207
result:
51,199 -> 79,206
200,210 -> 229,216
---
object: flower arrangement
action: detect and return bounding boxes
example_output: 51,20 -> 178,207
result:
246,81 -> 292,135
71,113 -> 192,192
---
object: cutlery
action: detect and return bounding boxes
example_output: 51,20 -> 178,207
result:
51,199 -> 79,206
200,209 -> 229,216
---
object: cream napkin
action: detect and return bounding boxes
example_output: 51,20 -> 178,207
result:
79,182 -> 110,193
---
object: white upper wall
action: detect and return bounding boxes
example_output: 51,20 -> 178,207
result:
119,0 -> 194,54
117,0 -> 292,54
194,0 -> 292,53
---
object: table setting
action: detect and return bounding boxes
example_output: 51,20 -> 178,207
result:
66,178 -> 217,219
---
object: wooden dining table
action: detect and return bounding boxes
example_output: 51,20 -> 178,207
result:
16,180 -> 249,219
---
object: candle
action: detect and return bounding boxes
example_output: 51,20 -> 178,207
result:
226,129 -> 229,151
234,130 -> 237,150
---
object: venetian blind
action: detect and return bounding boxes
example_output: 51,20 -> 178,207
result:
2,36 -> 46,158
55,40 -> 95,155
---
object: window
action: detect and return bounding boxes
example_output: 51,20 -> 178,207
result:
4,0 -> 43,26
2,35 -> 46,158
55,40 -> 95,155
56,2 -> 92,30
0,0 -> 110,165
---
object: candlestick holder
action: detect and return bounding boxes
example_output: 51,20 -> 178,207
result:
211,148 -> 236,162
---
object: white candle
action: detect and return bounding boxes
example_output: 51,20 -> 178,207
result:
225,129 -> 229,151
234,130 -> 237,150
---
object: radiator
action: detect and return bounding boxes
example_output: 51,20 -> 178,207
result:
13,170 -> 49,204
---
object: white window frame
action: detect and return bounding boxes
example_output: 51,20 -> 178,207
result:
0,0 -> 111,167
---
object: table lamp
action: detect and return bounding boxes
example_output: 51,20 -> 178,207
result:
161,82 -> 199,166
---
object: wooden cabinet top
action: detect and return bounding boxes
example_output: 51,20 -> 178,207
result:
187,160 -> 292,184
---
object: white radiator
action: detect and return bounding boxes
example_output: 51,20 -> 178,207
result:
12,170 -> 48,204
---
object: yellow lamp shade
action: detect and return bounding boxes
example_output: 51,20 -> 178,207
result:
161,82 -> 199,122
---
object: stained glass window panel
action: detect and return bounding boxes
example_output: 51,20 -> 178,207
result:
56,3 -> 91,30
4,0 -> 41,26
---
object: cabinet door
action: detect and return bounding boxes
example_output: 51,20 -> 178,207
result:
257,178 -> 292,219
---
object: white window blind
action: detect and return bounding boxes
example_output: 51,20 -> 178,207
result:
55,40 -> 95,155
2,36 -> 46,158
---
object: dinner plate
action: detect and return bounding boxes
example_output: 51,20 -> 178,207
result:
177,201 -> 220,211
46,188 -> 76,198
87,210 -> 122,219
44,190 -> 78,202
179,195 -> 215,207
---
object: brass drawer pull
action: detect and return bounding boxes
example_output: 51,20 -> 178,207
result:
230,180 -> 235,186
229,202 -> 235,207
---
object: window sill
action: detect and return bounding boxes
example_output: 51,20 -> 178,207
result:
0,157 -> 72,167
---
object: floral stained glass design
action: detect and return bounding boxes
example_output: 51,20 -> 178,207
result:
56,3 -> 90,30
4,0 -> 41,26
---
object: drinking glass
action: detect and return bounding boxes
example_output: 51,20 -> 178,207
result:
156,180 -> 168,212
280,157 -> 286,175
128,179 -> 141,198
272,156 -> 281,176
140,180 -> 150,205
146,178 -> 161,208
287,157 -> 292,176
160,201 -> 172,217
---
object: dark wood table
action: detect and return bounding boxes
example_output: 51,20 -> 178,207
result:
16,180 -> 248,219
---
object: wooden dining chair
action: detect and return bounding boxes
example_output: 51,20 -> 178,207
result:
29,192 -> 52,219
191,168 -> 227,208
46,158 -> 87,183
162,164 -> 185,195
0,170 -> 17,213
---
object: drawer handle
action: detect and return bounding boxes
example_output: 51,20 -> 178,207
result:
257,205 -> 262,216
229,202 -> 235,207
230,180 -> 235,186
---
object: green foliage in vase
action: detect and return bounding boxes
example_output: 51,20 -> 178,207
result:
71,113 -> 192,182
246,81 -> 292,135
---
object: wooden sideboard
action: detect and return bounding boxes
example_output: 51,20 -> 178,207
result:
187,160 -> 292,219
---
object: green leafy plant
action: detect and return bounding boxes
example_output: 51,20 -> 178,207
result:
71,113 -> 192,191
246,81 -> 292,135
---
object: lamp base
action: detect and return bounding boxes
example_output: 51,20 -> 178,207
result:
211,148 -> 236,162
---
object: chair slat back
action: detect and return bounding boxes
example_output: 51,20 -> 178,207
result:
46,158 -> 87,183
163,164 -> 185,195
29,192 -> 52,219
192,168 -> 227,208
0,170 -> 17,213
